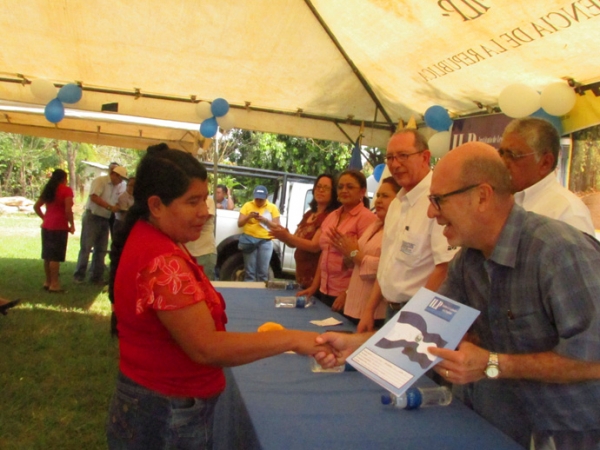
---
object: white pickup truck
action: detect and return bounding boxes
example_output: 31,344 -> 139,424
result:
203,163 -> 316,281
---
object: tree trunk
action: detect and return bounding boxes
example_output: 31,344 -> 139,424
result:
66,141 -> 77,191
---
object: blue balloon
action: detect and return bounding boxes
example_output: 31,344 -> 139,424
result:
530,108 -> 563,135
44,98 -> 65,123
200,117 -> 218,138
373,163 -> 385,182
424,105 -> 453,132
57,83 -> 82,104
211,98 -> 229,117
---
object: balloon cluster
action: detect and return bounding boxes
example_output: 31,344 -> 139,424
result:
423,105 -> 453,159
498,82 -> 576,134
196,98 -> 234,138
30,79 -> 82,123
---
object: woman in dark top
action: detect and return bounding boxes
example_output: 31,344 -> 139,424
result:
270,174 -> 340,288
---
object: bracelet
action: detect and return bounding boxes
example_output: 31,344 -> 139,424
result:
106,205 -> 112,211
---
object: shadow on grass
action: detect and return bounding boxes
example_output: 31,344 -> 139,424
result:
0,258 -> 107,311
0,258 -> 119,450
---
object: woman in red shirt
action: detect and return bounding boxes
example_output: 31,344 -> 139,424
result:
34,169 -> 75,293
107,144 -> 327,450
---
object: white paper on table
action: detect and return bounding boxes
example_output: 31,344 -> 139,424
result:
310,317 -> 343,326
347,287 -> 480,396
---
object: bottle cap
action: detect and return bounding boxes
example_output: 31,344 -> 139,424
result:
380,393 -> 393,405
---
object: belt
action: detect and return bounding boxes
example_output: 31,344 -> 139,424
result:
386,301 -> 406,311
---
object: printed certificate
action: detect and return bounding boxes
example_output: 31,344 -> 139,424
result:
347,287 -> 479,396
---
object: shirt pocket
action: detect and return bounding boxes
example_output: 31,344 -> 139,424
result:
394,230 -> 428,265
506,309 -> 558,353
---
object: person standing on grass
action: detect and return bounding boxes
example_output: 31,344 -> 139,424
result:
74,163 -> 127,285
34,169 -> 75,293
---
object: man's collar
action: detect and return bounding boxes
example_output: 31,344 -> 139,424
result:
488,204 -> 527,268
515,173 -> 555,205
398,170 -> 432,205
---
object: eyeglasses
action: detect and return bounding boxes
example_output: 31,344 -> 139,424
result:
337,184 -> 360,191
315,184 -> 332,191
428,184 -> 481,210
497,148 -> 537,161
385,150 -> 424,163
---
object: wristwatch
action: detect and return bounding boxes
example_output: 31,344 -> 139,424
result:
349,249 -> 358,258
484,352 -> 500,379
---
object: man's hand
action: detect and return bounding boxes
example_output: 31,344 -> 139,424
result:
314,332 -> 371,368
428,340 -> 489,385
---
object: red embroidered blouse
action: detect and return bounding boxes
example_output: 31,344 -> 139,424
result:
115,220 -> 227,398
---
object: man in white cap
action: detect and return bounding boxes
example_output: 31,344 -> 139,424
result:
74,163 -> 127,285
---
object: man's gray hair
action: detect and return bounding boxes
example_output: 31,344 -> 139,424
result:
394,129 -> 429,152
503,118 -> 560,170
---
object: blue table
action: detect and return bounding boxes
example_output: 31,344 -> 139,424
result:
213,287 -> 521,450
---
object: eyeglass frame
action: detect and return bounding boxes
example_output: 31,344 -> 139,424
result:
497,148 -> 537,161
428,184 -> 481,210
385,150 -> 425,164
314,184 -> 332,191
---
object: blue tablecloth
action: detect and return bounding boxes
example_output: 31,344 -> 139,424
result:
213,287 -> 521,450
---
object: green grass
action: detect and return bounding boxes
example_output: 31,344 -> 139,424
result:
0,214 -> 118,450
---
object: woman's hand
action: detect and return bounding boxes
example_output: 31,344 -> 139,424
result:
331,292 -> 346,312
269,225 -> 291,241
329,228 -> 358,257
297,286 -> 316,298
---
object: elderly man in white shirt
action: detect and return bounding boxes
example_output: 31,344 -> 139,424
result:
357,130 -> 457,332
500,117 -> 594,234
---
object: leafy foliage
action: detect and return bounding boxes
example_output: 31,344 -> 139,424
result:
0,132 -> 141,200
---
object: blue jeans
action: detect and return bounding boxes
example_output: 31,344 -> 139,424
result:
238,235 -> 272,282
106,372 -> 220,450
74,210 -> 109,282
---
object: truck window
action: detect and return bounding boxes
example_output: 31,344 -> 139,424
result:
304,189 -> 313,213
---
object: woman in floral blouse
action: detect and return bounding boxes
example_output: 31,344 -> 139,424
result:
107,144 -> 327,450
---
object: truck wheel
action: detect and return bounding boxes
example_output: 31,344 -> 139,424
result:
219,253 -> 246,281
219,252 -> 275,281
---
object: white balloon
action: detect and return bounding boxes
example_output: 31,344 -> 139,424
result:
540,82 -> 577,116
195,102 -> 213,120
498,84 -> 540,118
30,79 -> 57,102
428,131 -> 451,158
419,126 -> 437,141
217,112 -> 235,131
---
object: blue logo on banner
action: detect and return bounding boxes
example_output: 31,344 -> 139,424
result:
425,297 -> 459,322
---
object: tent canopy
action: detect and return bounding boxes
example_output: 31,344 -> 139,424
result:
0,0 -> 599,150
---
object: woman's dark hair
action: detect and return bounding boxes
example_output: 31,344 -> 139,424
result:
309,174 -> 340,213
40,169 -> 67,203
336,169 -> 370,208
109,144 -> 208,319
380,176 -> 401,194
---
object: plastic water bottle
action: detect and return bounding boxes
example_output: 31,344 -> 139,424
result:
274,295 -> 315,308
267,280 -> 300,290
309,357 -> 357,373
381,386 -> 452,410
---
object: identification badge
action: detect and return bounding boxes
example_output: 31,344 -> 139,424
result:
400,240 -> 415,255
